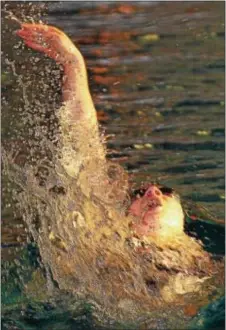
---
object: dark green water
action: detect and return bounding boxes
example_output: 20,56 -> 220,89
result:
1,2 -> 225,329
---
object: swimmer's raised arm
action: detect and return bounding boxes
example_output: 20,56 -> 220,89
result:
17,24 -> 98,127
17,23 -> 107,181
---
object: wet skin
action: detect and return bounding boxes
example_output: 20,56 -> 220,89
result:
16,24 -> 184,239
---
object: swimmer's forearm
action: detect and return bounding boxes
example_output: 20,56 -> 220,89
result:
62,60 -> 97,126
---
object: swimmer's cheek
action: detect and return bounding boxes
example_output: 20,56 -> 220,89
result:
128,198 -> 143,217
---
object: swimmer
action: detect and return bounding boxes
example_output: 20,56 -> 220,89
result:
17,23 -> 184,240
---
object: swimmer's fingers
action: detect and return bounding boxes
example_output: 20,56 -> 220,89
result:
17,26 -> 50,49
17,25 -> 56,46
17,31 -> 56,60
20,23 -> 65,38
16,23 -> 75,63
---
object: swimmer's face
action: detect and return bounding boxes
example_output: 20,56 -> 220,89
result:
129,184 -> 184,238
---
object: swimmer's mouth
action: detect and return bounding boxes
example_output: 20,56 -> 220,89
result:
147,200 -> 162,209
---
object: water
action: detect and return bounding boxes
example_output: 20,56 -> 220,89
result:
1,2 -> 225,329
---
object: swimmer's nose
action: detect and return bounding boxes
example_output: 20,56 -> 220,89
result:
145,185 -> 162,198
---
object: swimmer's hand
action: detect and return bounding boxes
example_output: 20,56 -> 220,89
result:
16,23 -> 79,65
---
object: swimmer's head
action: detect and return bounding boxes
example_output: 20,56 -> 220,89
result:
129,184 -> 184,239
